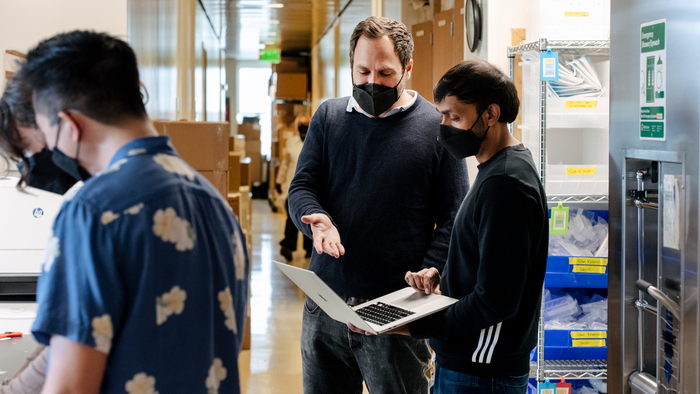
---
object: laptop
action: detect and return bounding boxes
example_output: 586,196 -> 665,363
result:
273,261 -> 458,334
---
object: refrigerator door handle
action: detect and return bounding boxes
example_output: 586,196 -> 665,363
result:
636,279 -> 680,318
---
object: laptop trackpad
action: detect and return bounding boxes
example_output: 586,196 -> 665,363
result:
385,288 -> 439,309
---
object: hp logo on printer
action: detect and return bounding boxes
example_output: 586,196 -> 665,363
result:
33,208 -> 44,218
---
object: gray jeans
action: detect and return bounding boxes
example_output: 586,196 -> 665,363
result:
301,297 -> 431,394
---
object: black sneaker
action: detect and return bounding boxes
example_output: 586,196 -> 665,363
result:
280,246 -> 293,262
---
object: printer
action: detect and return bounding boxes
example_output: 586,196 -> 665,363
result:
0,176 -> 65,333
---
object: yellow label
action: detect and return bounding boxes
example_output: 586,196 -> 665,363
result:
566,167 -> 596,175
572,265 -> 606,274
571,331 -> 607,339
557,388 -> 570,394
545,58 -> 555,64
565,11 -> 590,17
572,339 -> 606,347
565,100 -> 598,108
541,390 -> 554,394
569,257 -> 608,266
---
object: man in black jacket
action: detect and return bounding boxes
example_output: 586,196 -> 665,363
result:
351,60 -> 548,393
289,16 -> 468,394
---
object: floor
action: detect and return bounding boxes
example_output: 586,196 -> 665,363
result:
237,200 -> 371,394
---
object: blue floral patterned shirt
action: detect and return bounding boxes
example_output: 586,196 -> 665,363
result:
32,136 -> 249,393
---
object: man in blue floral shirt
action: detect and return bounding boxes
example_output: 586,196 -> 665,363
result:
18,31 -> 248,393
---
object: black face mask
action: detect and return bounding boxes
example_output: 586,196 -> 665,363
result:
18,148 -> 79,194
298,124 -> 309,142
437,110 -> 490,160
352,73 -> 404,117
51,119 -> 91,182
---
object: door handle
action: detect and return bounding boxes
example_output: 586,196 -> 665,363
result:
636,279 -> 680,318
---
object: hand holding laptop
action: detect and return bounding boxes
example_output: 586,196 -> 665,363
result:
348,267 -> 443,336
301,213 -> 345,258
405,268 -> 441,295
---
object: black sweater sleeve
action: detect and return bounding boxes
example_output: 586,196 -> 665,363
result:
409,176 -> 538,340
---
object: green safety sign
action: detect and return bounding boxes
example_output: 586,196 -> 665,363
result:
640,19 -> 666,141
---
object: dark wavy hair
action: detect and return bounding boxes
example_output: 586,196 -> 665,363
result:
433,60 -> 520,124
349,17 -> 414,72
0,75 -> 36,187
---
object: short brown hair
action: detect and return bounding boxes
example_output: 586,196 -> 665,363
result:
349,17 -> 413,72
433,60 -> 520,124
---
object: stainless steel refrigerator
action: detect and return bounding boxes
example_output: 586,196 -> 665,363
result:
609,1 -> 700,393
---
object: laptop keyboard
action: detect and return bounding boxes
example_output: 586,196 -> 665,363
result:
355,302 -> 415,326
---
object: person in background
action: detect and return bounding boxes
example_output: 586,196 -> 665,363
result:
288,16 -> 468,394
351,60 -> 549,394
0,78 -> 78,193
276,115 -> 313,261
20,30 -> 248,394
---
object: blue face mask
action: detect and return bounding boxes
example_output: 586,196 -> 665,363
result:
51,118 -> 91,182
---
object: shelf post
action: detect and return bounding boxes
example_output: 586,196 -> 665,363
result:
508,48 -> 515,136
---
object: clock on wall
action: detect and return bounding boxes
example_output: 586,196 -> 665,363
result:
465,0 -> 482,53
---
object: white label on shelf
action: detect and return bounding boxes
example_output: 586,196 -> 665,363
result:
416,30 -> 425,37
460,7 -> 465,14
438,20 -> 446,27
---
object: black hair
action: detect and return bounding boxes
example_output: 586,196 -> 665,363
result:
22,30 -> 147,126
433,60 -> 520,124
0,76 -> 36,187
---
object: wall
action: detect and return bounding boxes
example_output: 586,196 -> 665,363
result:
462,0 -> 526,184
463,0 -> 526,74
194,0 -> 223,122
128,0 -> 178,121
0,0 -> 128,93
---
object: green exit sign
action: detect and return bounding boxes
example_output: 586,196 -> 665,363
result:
260,49 -> 280,64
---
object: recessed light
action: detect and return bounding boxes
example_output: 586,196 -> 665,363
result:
268,3 -> 284,8
270,20 -> 280,24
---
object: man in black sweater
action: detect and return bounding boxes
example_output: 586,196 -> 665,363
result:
352,60 -> 548,393
288,16 -> 469,394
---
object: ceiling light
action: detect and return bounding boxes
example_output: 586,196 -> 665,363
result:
269,20 -> 280,24
268,3 -> 284,8
268,32 -> 277,36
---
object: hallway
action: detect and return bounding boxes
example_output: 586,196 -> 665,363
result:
238,200 -> 373,394
238,200 -> 307,394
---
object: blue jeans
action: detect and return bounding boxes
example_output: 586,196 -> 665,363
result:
301,297 -> 431,394
432,365 -> 529,394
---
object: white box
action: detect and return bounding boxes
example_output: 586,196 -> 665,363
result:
527,0 -> 610,41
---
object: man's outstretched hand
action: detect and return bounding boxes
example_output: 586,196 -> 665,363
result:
301,214 -> 346,258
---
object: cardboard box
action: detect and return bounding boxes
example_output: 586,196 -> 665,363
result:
240,158 -> 251,187
248,154 -> 262,184
233,135 -> 246,155
200,171 -> 228,199
238,122 -> 261,141
241,309 -> 251,350
276,73 -> 308,101
154,121 -> 229,172
245,140 -> 261,157
229,152 -> 241,192
227,192 -> 241,220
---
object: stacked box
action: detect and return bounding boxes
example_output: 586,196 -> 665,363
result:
153,121 -> 229,199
